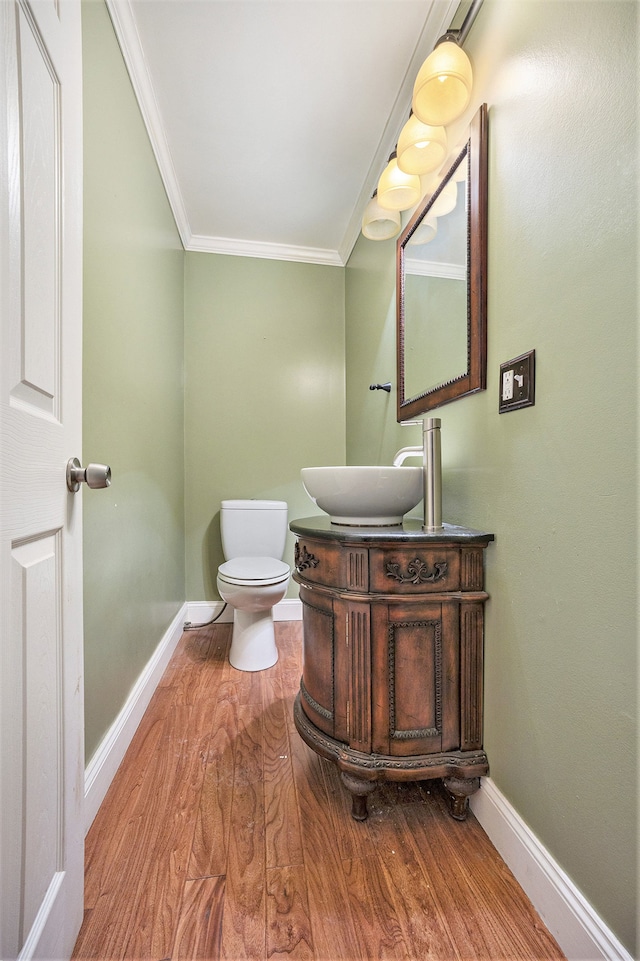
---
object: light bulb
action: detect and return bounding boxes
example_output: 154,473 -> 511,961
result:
396,116 -> 447,177
377,157 -> 421,211
412,41 -> 473,127
361,194 -> 401,241
430,179 -> 458,218
409,215 -> 438,245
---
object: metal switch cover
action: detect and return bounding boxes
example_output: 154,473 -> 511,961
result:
499,350 -> 536,413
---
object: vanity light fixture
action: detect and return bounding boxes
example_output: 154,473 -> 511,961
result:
412,0 -> 482,127
361,190 -> 402,240
377,152 -> 421,212
396,114 -> 447,176
361,0 -> 483,240
412,37 -> 473,127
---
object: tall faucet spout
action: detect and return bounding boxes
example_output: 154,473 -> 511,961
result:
393,419 -> 444,530
423,418 -> 443,532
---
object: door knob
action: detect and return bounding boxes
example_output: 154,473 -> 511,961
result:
66,458 -> 111,493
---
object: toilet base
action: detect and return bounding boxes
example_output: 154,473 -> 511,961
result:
228,609 -> 278,672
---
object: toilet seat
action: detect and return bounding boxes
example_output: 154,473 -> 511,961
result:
218,556 -> 290,586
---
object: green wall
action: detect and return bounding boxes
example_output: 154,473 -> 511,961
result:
82,0 -> 186,762
345,234 -> 405,463
184,252 -> 345,600
346,0 -> 637,953
81,2 -> 346,761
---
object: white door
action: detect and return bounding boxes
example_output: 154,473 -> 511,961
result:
0,1 -> 84,959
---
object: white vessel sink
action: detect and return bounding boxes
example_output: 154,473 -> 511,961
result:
301,466 -> 423,526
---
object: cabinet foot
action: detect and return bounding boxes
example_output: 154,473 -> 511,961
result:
340,772 -> 377,821
442,776 -> 480,820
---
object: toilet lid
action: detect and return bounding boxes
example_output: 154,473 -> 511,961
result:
218,556 -> 290,585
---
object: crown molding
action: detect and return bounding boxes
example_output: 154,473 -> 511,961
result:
105,0 -> 192,248
187,234 -> 344,267
100,0 -> 346,267
403,259 -> 466,280
103,0 -> 343,266
105,0 -> 458,269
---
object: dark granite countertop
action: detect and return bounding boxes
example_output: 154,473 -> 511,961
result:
290,515 -> 494,545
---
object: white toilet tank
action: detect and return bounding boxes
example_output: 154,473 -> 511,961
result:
220,499 -> 288,560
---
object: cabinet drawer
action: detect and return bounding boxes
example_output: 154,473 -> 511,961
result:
294,538 -> 340,589
369,546 -> 460,594
294,537 -> 369,592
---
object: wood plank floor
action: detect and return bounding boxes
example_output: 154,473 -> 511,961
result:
73,621 -> 566,961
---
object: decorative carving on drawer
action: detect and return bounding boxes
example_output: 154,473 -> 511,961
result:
386,557 -> 448,585
295,542 -> 319,572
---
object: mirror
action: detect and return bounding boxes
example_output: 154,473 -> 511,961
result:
397,103 -> 488,420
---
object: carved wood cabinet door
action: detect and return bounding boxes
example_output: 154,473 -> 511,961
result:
299,586 -> 466,761
371,600 -> 460,758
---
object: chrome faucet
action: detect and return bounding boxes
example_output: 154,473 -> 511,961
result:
393,418 -> 443,532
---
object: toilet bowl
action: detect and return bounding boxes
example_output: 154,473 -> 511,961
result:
216,500 -> 290,671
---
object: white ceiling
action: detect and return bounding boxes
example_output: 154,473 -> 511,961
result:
106,0 -> 461,266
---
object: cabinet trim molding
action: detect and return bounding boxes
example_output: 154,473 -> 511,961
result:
294,693 -> 488,777
300,678 -> 333,721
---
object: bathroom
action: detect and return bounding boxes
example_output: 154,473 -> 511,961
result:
79,1 -> 636,958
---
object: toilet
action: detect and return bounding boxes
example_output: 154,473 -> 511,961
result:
216,499 -> 290,671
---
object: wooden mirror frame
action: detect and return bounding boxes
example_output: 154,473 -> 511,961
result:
396,103 -> 488,421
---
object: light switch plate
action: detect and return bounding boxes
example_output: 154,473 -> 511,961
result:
499,350 -> 536,413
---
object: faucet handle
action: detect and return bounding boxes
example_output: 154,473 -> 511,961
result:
399,420 -> 421,427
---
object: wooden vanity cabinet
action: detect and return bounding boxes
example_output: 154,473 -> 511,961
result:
290,516 -> 494,821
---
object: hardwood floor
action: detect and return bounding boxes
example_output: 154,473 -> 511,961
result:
73,621 -> 566,961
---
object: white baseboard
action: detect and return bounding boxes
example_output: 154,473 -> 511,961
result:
83,602 -> 188,833
470,778 -> 633,961
185,597 -> 302,625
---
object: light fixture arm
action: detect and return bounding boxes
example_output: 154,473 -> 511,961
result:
453,0 -> 484,47
434,0 -> 484,48
434,30 -> 461,47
